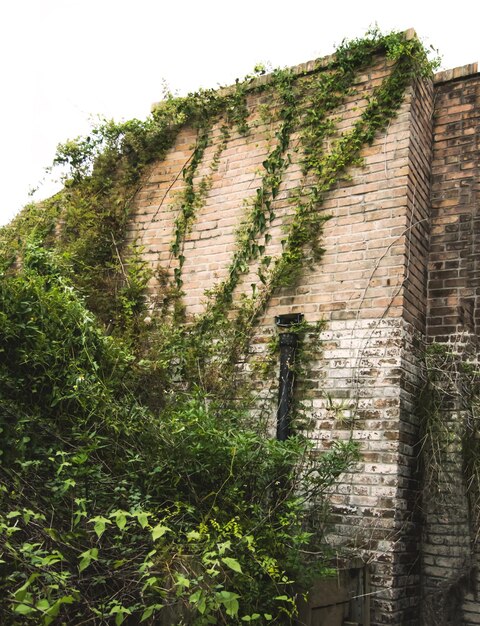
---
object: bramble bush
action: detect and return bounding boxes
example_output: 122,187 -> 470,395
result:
0,244 -> 358,624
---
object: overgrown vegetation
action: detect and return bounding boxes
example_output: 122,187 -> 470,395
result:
418,342 -> 480,624
0,29 -> 438,624
421,343 -> 480,534
0,243 -> 358,624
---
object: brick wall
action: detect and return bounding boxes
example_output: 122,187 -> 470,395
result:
428,65 -> 480,343
126,53 -> 480,626
423,65 -> 480,626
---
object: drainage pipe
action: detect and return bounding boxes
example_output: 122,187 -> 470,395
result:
275,313 -> 303,441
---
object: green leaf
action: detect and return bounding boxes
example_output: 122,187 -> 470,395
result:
14,603 -> 34,615
198,596 -> 207,614
222,557 -> 242,574
175,574 -> 190,588
217,540 -> 231,555
78,548 -> 98,572
14,573 -> 39,602
187,530 -> 201,541
36,598 -> 50,612
90,515 -> 111,538
217,591 -> 240,617
136,511 -> 150,529
151,523 -> 170,541
43,595 -> 75,625
140,606 -> 155,622
190,588 -> 208,613
189,590 -> 202,603
109,604 -> 131,625
110,510 -> 129,530
140,604 -> 163,622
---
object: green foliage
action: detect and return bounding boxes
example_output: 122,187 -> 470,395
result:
0,82 -> 252,331
0,29 -> 437,339
0,248 -> 358,624
0,29 -> 438,624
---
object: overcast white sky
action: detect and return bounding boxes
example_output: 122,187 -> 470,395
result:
1,0 -> 478,227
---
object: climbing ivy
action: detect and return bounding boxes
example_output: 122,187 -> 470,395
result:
188,28 -> 439,372
171,123 -> 231,288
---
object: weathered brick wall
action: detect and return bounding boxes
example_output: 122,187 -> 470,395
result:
393,74 -> 434,624
423,65 -> 480,626
428,64 -> 480,343
126,54 -> 480,626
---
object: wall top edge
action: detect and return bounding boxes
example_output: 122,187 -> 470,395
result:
434,63 -> 479,85
152,28 -> 417,112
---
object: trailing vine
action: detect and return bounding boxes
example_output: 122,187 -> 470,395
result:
171,123 -> 231,288
201,68 -> 298,318
187,29 -> 439,375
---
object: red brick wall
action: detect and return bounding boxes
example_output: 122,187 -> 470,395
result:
428,66 -> 480,342
423,66 -> 480,626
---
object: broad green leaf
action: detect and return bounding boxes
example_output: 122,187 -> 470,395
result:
186,530 -> 201,541
38,552 -> 64,567
198,595 -> 207,614
140,604 -> 163,622
151,523 -> 170,541
89,516 -> 111,538
140,606 -> 155,622
136,511 -> 149,529
217,591 -> 240,617
44,595 -> 73,618
14,573 -> 39,602
110,510 -> 128,530
14,603 -> 33,615
222,557 -> 242,573
190,589 -> 207,612
116,513 -> 127,530
78,548 -> 98,572
43,594 -> 74,625
142,576 -> 158,590
175,574 -> 190,588
189,590 -> 202,603
217,540 -> 231,555
109,604 -> 131,625
36,598 -> 50,611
